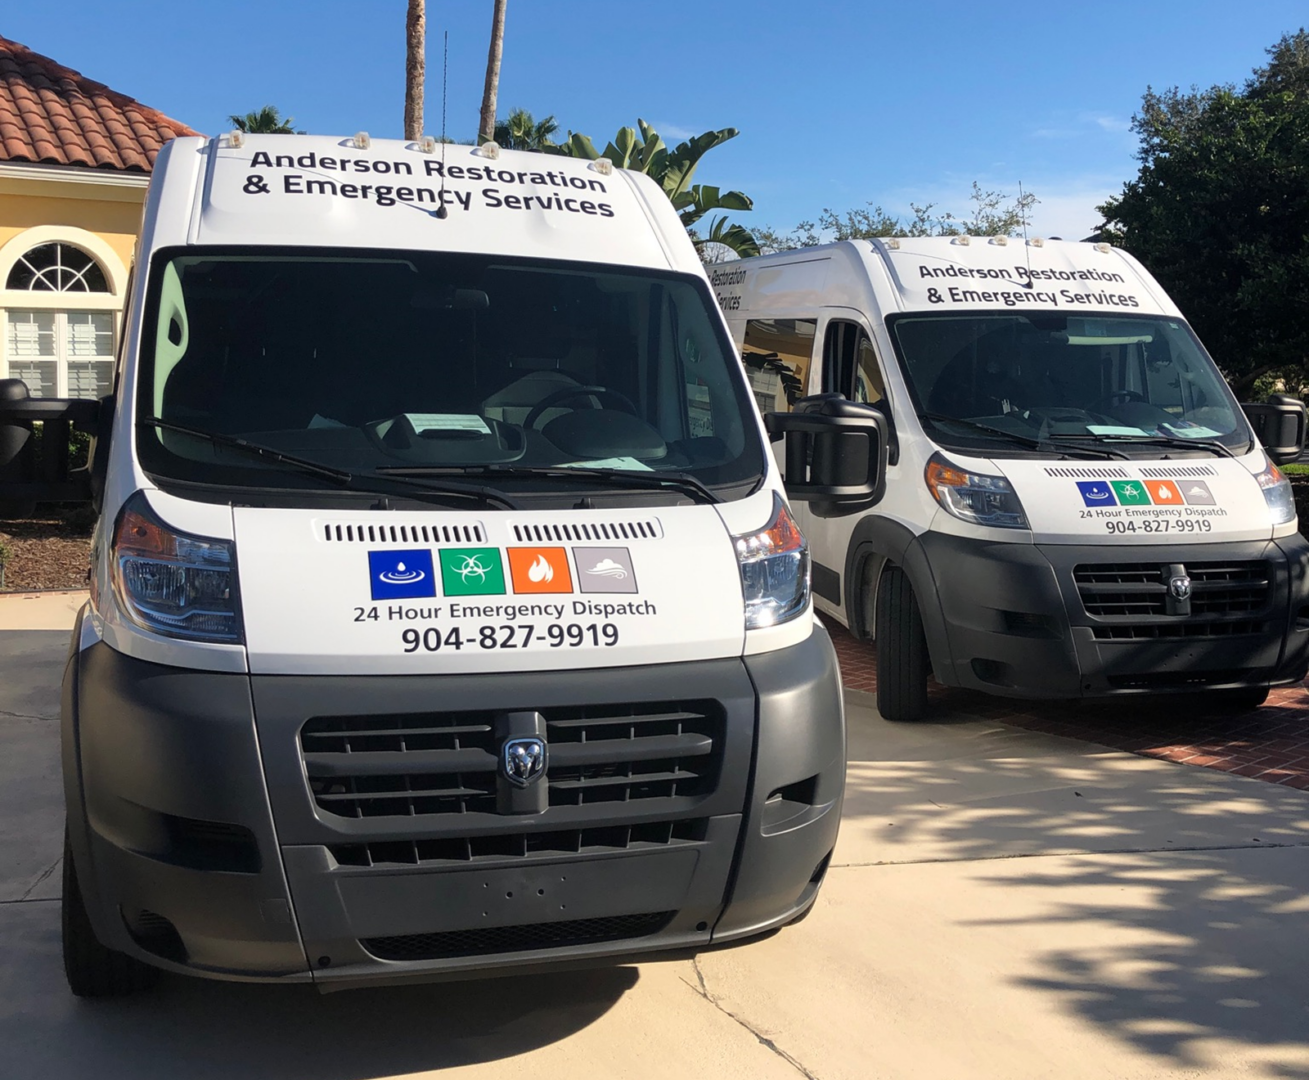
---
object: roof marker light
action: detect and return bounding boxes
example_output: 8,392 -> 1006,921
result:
590,158 -> 614,176
353,131 -> 371,150
886,238 -> 901,250
952,235 -> 971,246
1029,237 -> 1045,248
478,141 -> 501,159
990,235 -> 1008,246
229,130 -> 245,148
418,135 -> 437,154
1095,242 -> 1112,253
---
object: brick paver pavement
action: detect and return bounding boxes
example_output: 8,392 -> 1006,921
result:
824,615 -> 1309,791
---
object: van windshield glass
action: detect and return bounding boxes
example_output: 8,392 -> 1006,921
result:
887,313 -> 1252,456
135,248 -> 763,498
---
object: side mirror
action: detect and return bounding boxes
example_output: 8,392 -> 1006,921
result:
1241,394 -> 1306,465
0,379 -> 101,510
765,393 -> 887,518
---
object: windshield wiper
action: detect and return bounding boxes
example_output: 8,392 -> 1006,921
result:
378,464 -> 721,504
1049,432 -> 1235,458
140,417 -> 522,508
917,411 -> 1126,459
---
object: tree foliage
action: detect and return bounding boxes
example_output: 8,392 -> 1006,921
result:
548,120 -> 759,258
755,183 -> 1038,253
228,106 -> 300,134
493,108 -> 559,151
1098,30 -> 1309,395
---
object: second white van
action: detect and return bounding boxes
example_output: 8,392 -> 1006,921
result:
717,237 -> 1309,720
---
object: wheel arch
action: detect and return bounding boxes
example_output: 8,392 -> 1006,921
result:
842,517 -> 958,686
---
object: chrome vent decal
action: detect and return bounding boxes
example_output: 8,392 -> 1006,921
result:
511,519 -> 664,543
320,521 -> 486,544
1043,466 -> 1130,479
1137,465 -> 1219,478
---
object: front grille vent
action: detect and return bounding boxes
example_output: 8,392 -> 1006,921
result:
1044,466 -> 1130,479
361,911 -> 676,962
320,521 -> 485,544
511,519 -> 663,543
331,819 -> 708,868
1074,560 -> 1271,624
1137,465 -> 1218,479
300,700 -> 724,820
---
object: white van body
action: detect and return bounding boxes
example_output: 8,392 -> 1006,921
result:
39,135 -> 853,993
719,238 -> 1309,718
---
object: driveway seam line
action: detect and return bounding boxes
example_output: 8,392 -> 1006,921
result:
19,857 -> 60,901
0,709 -> 54,722
833,839 -> 1309,868
682,957 -> 821,1080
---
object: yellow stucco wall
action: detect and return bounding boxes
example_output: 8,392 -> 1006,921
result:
0,190 -> 142,271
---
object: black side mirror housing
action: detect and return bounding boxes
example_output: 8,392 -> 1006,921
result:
0,379 -> 101,510
1241,393 -> 1306,465
765,393 -> 887,518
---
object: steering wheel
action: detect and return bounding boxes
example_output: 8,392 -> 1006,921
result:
523,385 -> 638,430
1089,389 -> 1149,411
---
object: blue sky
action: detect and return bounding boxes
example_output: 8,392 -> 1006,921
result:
7,2 -> 1306,241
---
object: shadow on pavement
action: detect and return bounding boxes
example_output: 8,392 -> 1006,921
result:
0,900 -> 638,1079
840,699 -> 1309,1077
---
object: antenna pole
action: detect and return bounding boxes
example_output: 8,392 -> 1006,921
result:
436,29 -> 449,219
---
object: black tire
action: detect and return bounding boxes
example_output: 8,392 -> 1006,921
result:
874,564 -> 930,722
62,827 -> 159,998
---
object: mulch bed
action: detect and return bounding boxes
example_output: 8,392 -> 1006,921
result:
0,507 -> 94,592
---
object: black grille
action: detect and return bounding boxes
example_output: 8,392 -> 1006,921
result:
331,819 -> 708,867
1074,561 -> 1271,623
300,701 -> 724,820
361,911 -> 676,961
545,706 -> 722,807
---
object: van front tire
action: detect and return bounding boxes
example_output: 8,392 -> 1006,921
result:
874,565 -> 930,722
62,827 -> 159,998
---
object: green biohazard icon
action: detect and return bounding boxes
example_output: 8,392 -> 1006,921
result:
1109,480 -> 1152,506
438,548 -> 506,595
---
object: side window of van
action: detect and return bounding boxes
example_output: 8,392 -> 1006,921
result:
822,321 -> 885,404
741,318 -> 816,413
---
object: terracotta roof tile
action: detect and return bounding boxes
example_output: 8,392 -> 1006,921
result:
0,34 -> 199,172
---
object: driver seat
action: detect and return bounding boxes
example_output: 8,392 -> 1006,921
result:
482,367 -> 598,426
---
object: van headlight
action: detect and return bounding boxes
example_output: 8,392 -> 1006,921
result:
925,453 -> 1029,529
1255,459 -> 1296,525
110,493 -> 243,643
735,494 -> 810,629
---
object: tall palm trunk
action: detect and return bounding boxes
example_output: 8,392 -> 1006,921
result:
404,0 -> 425,140
478,0 -> 507,144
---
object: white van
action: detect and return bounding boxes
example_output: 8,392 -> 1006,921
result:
0,135 -> 886,995
717,237 -> 1309,721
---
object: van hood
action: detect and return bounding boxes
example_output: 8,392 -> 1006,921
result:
989,457 -> 1274,544
233,505 -> 746,675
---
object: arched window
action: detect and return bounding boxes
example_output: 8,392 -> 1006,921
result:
6,242 -> 110,293
3,242 -> 115,399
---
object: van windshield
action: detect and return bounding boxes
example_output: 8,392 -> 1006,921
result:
135,248 -> 764,500
887,312 -> 1253,456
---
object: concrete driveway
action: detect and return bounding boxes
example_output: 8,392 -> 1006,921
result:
2,599 -> 1308,1079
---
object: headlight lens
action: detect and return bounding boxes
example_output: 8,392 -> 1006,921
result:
111,494 -> 243,642
925,453 -> 1028,529
735,494 -> 810,629
1255,459 -> 1296,525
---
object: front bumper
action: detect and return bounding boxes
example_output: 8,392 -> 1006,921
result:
915,532 -> 1309,698
64,619 -> 844,987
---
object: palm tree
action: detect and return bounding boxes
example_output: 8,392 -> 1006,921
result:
228,106 -> 298,134
478,0 -> 507,143
404,0 -> 424,140
493,108 -> 558,151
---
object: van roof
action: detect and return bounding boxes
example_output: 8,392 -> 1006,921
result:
144,134 -> 696,272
